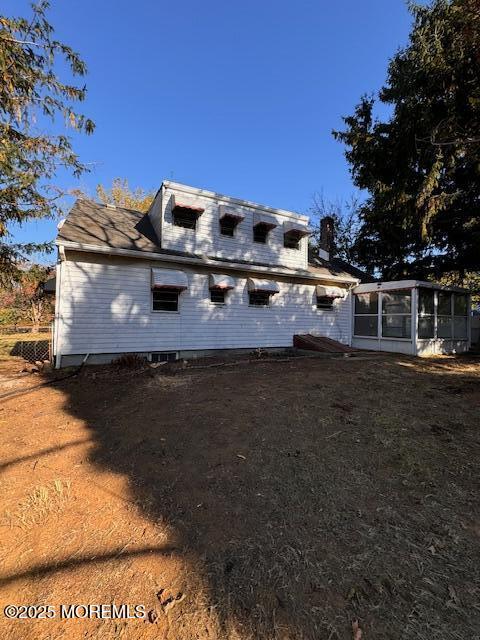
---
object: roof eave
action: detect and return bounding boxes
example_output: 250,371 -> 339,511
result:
354,280 -> 470,294
56,240 -> 359,285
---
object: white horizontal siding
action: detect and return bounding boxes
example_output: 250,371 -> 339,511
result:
158,186 -> 309,271
57,259 -> 351,355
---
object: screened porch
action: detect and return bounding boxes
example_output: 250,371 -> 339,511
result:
351,281 -> 470,356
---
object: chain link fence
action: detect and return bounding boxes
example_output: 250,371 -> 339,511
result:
9,339 -> 51,363
0,325 -> 52,363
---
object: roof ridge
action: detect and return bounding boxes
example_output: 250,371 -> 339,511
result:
75,197 -> 144,215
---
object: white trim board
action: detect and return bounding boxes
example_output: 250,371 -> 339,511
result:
57,240 -> 359,285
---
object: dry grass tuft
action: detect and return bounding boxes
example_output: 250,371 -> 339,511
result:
4,478 -> 71,529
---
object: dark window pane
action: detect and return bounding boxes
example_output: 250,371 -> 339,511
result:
210,289 -> 226,304
454,294 -> 468,316
219,216 -> 237,237
172,207 -> 198,229
249,291 -> 270,306
316,296 -> 334,309
437,316 -> 452,338
453,316 -> 468,339
418,317 -> 434,339
283,234 -> 300,250
382,291 -> 411,314
419,288 -> 434,315
354,293 -> 378,315
253,224 -> 269,243
152,288 -> 179,312
354,315 -> 378,336
382,315 -> 411,338
438,292 -> 452,316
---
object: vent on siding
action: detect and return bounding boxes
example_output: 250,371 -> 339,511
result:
150,352 -> 177,363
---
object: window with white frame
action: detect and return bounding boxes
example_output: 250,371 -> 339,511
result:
210,289 -> 226,304
437,292 -> 452,338
453,293 -> 468,339
316,295 -> 334,309
249,291 -> 271,306
354,292 -> 378,336
152,288 -> 180,312
381,291 -> 411,338
418,288 -> 435,339
172,206 -> 200,230
418,289 -> 469,340
253,224 -> 270,244
219,215 -> 238,237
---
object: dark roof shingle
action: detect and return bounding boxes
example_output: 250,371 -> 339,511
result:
58,199 -> 360,281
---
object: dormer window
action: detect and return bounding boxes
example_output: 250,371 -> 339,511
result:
220,216 -> 237,236
283,221 -> 311,250
218,205 -> 244,237
172,205 -> 203,229
284,234 -> 301,250
253,224 -> 269,243
171,196 -> 204,230
253,212 -> 277,244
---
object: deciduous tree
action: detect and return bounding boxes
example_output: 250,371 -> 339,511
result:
0,264 -> 53,330
96,178 -> 154,212
309,193 -> 363,266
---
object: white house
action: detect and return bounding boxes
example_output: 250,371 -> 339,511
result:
53,181 -> 470,367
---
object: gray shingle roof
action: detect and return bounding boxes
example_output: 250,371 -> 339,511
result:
58,199 -> 358,281
58,198 -> 163,253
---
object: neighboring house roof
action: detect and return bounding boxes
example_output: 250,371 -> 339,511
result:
41,273 -> 56,294
57,199 -> 360,283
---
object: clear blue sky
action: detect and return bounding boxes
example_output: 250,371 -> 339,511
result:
7,0 -> 415,261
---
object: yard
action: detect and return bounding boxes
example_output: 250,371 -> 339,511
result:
0,353 -> 479,639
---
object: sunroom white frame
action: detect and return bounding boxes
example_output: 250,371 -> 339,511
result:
352,280 -> 471,356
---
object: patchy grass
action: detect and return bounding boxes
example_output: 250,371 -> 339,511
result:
0,354 -> 479,639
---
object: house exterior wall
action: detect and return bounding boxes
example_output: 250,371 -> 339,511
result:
55,252 -> 351,363
149,183 -> 309,271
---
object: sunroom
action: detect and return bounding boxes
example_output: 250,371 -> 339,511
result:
352,281 -> 470,356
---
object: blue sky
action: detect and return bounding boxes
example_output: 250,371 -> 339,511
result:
7,0 -> 415,261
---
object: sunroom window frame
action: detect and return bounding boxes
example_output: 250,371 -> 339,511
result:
381,290 -> 413,340
353,291 -> 379,338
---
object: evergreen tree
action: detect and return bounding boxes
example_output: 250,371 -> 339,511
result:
0,1 -> 94,282
334,0 -> 480,283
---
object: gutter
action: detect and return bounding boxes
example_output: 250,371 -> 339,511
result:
56,240 -> 359,285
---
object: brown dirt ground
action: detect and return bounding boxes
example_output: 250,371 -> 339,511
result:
0,353 -> 479,640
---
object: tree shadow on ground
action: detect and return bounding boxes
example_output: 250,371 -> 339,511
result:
2,355 -> 480,639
